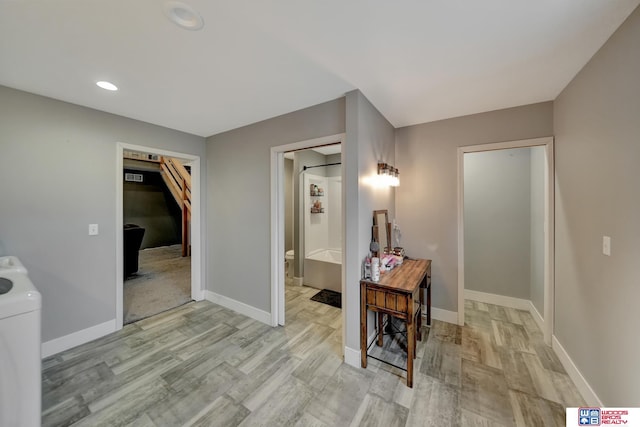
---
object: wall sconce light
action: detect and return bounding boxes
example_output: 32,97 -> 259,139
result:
377,162 -> 400,187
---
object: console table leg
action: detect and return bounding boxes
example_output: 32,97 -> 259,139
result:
406,320 -> 415,388
377,313 -> 384,346
427,283 -> 432,326
360,283 -> 367,368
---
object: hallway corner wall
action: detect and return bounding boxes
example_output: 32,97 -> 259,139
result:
553,5 -> 640,405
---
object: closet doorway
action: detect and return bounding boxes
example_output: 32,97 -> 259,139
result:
457,137 -> 554,344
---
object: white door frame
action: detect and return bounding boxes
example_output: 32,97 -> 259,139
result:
116,142 -> 203,330
457,136 -> 554,345
270,133 -> 346,344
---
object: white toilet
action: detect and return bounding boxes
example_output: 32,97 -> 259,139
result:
285,250 -> 295,278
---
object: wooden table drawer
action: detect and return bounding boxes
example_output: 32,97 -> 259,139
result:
367,288 -> 408,313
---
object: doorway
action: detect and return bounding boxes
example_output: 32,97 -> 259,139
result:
121,150 -> 192,323
116,143 -> 203,331
270,133 -> 346,356
457,137 -> 554,344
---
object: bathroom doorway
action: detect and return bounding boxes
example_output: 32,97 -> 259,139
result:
270,133 -> 346,357
116,143 -> 203,331
285,145 -> 342,290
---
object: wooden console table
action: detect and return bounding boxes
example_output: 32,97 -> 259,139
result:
360,258 -> 431,387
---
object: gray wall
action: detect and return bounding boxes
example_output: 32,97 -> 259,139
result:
463,148 -> 532,299
554,5 -> 640,405
395,102 -> 553,312
206,98 -> 345,312
0,85 -> 206,343
326,153 -> 342,177
207,93 -> 384,356
284,158 -> 294,252
123,169 -> 182,249
529,146 -> 545,314
344,90 -> 396,351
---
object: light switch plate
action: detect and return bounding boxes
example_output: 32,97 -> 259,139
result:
603,236 -> 611,256
89,224 -> 99,236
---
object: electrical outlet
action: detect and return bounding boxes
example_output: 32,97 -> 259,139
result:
89,224 -> 99,236
603,236 -> 611,256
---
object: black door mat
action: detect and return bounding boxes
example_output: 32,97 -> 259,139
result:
310,289 -> 342,309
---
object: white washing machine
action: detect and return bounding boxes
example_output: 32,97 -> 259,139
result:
0,256 -> 42,427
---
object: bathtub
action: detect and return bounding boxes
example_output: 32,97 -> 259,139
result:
304,249 -> 342,293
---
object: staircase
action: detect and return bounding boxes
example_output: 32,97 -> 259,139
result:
159,157 -> 191,257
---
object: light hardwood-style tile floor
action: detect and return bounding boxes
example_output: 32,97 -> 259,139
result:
42,285 -> 584,426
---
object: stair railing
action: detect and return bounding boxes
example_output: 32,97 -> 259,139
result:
160,157 -> 191,257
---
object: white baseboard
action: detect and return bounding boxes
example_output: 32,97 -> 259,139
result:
429,307 -> 458,324
42,319 -> 116,358
552,336 -> 602,406
293,277 -> 303,286
345,319 -> 388,369
204,291 -> 271,325
465,289 -> 530,310
344,346 -> 361,368
529,301 -> 544,332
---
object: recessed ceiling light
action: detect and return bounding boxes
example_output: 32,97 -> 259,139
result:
96,81 -> 118,91
164,1 -> 204,31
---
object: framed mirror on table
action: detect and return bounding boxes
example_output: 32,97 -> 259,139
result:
372,210 -> 391,257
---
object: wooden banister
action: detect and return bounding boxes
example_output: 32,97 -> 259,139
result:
160,157 -> 191,256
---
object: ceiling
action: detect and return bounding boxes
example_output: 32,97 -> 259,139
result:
1,1 -> 638,138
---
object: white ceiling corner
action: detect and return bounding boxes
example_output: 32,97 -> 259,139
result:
0,0 -> 637,137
